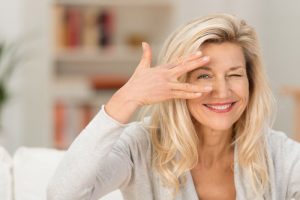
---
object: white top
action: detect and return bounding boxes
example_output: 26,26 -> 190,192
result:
47,105 -> 300,200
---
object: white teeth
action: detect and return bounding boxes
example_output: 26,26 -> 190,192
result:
206,103 -> 232,110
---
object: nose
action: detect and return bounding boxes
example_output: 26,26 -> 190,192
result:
211,77 -> 231,98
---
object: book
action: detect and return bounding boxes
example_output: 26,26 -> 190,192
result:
65,7 -> 82,48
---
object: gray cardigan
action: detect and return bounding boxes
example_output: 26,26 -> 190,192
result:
47,105 -> 300,200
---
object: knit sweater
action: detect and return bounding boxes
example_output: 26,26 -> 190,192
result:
47,105 -> 300,200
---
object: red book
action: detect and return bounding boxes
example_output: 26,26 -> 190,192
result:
80,104 -> 93,132
66,7 -> 82,48
54,101 -> 65,149
90,75 -> 128,90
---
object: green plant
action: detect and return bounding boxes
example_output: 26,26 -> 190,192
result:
0,45 -> 4,107
0,43 -> 8,111
0,41 -> 22,112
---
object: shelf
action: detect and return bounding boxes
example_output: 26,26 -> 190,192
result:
56,90 -> 116,106
55,45 -> 160,63
53,74 -> 127,97
55,46 -> 143,63
55,0 -> 173,7
51,0 -> 174,148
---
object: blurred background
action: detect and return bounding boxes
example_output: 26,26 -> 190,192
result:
0,0 -> 300,154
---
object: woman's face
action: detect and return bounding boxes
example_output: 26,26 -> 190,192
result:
187,42 -> 249,132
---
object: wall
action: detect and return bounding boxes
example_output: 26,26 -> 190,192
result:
0,0 -> 53,153
173,0 -> 300,136
263,0 -> 300,135
1,0 -> 299,153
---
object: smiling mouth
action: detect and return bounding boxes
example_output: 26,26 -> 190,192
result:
203,102 -> 236,113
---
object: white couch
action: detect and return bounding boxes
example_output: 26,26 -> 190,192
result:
0,146 -> 123,200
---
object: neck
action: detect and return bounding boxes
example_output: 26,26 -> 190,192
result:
196,126 -> 234,168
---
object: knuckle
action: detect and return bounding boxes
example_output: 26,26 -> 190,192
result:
184,83 -> 189,90
172,90 -> 179,97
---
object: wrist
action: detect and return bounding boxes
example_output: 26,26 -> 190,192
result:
105,89 -> 140,124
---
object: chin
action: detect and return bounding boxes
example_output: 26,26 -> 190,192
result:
194,119 -> 237,132
209,125 -> 233,132
206,123 -> 234,131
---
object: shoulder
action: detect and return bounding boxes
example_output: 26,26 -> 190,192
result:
266,129 -> 300,176
267,130 -> 300,197
267,129 -> 300,155
267,129 -> 300,159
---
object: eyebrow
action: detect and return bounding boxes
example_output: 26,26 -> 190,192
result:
191,65 -> 245,73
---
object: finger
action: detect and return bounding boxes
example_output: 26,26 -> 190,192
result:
170,90 -> 203,99
180,51 -> 203,64
137,42 -> 152,69
158,51 -> 202,70
171,51 -> 202,66
169,82 -> 213,93
172,56 -> 210,77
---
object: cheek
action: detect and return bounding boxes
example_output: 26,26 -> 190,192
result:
229,78 -> 249,102
186,97 -> 201,115
186,98 -> 195,110
186,99 -> 201,125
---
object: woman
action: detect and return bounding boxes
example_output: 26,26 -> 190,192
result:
47,13 -> 300,200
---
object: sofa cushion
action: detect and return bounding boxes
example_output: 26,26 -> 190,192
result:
13,147 -> 65,200
0,146 -> 12,200
13,147 -> 123,200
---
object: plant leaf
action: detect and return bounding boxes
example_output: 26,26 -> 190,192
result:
0,44 -> 3,59
0,83 -> 7,106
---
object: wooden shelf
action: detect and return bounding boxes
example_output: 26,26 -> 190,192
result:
55,45 -> 159,63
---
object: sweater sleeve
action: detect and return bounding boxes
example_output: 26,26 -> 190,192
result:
47,105 -> 133,200
286,137 -> 300,200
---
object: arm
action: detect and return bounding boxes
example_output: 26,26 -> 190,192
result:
47,42 -> 211,200
47,105 -> 132,200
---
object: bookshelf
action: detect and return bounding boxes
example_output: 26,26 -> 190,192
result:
51,0 -> 174,149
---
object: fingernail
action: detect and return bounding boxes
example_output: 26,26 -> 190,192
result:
195,51 -> 202,56
204,86 -> 213,91
195,92 -> 202,96
202,56 -> 209,61
142,42 -> 146,50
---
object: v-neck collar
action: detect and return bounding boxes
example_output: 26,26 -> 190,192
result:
184,143 -> 239,200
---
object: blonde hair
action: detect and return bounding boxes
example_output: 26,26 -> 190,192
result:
139,13 -> 275,198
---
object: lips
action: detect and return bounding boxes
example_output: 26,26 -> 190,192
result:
203,102 -> 236,113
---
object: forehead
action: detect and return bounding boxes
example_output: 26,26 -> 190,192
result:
197,42 -> 246,71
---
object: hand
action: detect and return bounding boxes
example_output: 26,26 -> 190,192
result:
105,42 -> 212,123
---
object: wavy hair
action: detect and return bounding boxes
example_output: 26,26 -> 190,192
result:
139,13 -> 275,198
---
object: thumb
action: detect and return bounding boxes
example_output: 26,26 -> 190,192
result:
138,42 -> 152,68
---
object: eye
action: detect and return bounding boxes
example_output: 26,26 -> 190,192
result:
228,74 -> 243,77
197,74 -> 211,79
